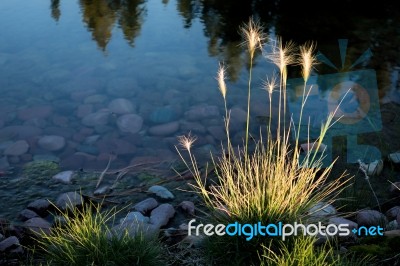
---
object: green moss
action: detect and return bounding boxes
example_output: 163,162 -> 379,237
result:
137,172 -> 162,185
22,160 -> 60,179
350,244 -> 390,256
350,236 -> 400,258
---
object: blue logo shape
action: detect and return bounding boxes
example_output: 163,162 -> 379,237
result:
288,40 -> 382,166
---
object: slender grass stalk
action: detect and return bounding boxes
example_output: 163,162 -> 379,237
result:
263,72 -> 277,139
216,63 -> 232,158
265,38 -> 296,142
295,42 -> 318,151
239,18 -> 266,154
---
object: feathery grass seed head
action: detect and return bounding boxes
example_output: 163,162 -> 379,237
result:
216,63 -> 227,99
240,18 -> 267,58
299,42 -> 318,82
263,72 -> 278,96
177,132 -> 197,151
266,38 -> 296,73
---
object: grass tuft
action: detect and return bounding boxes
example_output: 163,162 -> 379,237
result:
176,17 -> 349,265
34,202 -> 163,266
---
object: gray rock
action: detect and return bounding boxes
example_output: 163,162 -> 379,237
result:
328,217 -> 358,231
307,202 -> 337,218
94,185 -> 112,196
116,114 -> 143,134
356,210 -> 387,227
108,98 -> 135,114
383,230 -> 400,238
84,94 -> 107,104
27,199 -> 50,217
24,217 -> 51,235
82,110 -> 110,127
179,201 -> 195,215
184,105 -> 220,121
121,211 -> 150,224
387,220 -> 399,230
52,170 -> 74,184
4,140 -> 29,156
149,106 -> 177,124
38,135 -> 66,151
384,229 -> 400,238
389,152 -> 400,164
110,220 -> 159,239
148,185 -> 174,200
148,121 -> 180,136
9,245 -> 24,254
149,203 -> 175,228
83,135 -> 101,145
56,191 -> 83,211
0,236 -> 20,252
386,206 -> 400,221
207,125 -> 226,140
133,198 -> 159,214
19,209 -> 39,222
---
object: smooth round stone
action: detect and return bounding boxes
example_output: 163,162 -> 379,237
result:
77,144 -> 99,155
149,204 -> 175,228
148,121 -> 179,136
149,106 -> 177,124
81,110 -> 110,127
24,217 -> 51,235
184,105 -> 220,121
56,191 -> 83,211
0,125 -> 42,139
76,104 -> 93,118
18,106 -> 52,121
52,170 -> 75,184
116,114 -> 143,134
148,185 -> 174,200
38,135 -> 66,151
207,125 -> 226,140
108,98 -> 135,114
3,140 -> 29,156
84,94 -> 107,104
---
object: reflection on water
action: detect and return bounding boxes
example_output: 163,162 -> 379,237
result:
50,0 -> 61,21
0,0 -> 400,219
79,0 -> 146,50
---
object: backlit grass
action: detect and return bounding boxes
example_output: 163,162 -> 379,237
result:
176,18 -> 349,265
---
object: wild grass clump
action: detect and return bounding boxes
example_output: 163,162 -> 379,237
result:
34,202 -> 163,266
260,236 -> 337,266
176,17 -> 349,265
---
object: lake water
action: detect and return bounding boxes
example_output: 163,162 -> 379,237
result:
1,0 -> 400,219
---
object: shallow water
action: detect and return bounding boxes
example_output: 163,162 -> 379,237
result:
1,0 -> 400,220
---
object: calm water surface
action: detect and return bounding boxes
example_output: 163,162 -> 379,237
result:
1,0 -> 400,219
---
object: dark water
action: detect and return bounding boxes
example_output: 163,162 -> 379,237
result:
1,0 -> 400,219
